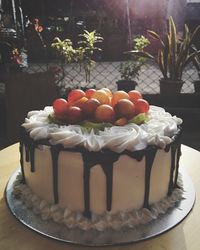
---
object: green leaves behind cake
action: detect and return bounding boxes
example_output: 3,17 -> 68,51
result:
48,113 -> 112,132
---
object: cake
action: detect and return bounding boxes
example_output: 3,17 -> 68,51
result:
14,89 -> 183,231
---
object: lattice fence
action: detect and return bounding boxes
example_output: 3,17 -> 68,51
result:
24,61 -> 198,95
19,0 -> 198,95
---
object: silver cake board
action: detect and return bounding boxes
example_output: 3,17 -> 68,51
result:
5,168 -> 195,246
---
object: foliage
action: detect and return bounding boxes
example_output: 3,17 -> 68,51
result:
119,61 -> 141,81
119,36 -> 150,81
77,30 -> 103,82
192,45 -> 200,79
51,38 -> 77,63
129,16 -> 200,81
134,36 -> 150,51
51,30 -> 103,83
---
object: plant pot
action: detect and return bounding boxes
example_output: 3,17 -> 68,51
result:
116,80 -> 137,92
159,79 -> 184,95
193,80 -> 200,93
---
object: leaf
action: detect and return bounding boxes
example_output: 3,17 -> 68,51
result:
190,25 -> 200,44
193,56 -> 200,71
158,50 -> 167,78
162,35 -> 169,77
147,30 -> 165,47
147,30 -> 160,39
184,50 -> 200,67
80,120 -> 112,132
176,42 -> 186,79
128,113 -> 149,124
48,114 -> 66,125
127,50 -> 154,59
168,16 -> 177,80
176,24 -> 191,79
184,23 -> 189,39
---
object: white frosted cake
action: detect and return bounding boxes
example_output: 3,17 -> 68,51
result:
14,89 -> 183,231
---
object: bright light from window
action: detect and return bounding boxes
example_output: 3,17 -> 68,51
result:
187,0 -> 200,3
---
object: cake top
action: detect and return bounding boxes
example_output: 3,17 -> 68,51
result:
22,89 -> 182,152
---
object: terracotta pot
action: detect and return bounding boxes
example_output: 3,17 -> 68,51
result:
159,79 -> 184,95
116,80 -> 137,92
193,80 -> 200,93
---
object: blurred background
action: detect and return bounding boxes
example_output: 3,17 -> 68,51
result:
0,0 -> 200,149
0,0 -> 200,92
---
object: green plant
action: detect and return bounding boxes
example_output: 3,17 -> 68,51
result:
51,30 -> 103,83
192,46 -> 200,79
129,16 -> 200,81
77,30 -> 103,82
51,38 -> 77,63
119,35 -> 150,81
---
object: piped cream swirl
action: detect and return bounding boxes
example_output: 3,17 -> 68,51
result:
22,105 -> 182,152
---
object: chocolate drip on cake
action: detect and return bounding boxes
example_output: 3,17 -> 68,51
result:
167,129 -> 182,195
25,147 -> 29,162
50,146 -> 61,204
124,148 -> 158,208
168,145 -> 176,195
19,127 -> 182,219
143,148 -> 157,208
81,148 -> 158,218
102,162 -> 114,212
29,145 -> 35,172
97,152 -> 119,211
174,144 -> 181,188
20,127 -> 36,173
125,150 -> 145,161
82,151 -> 119,218
19,141 -> 26,184
82,157 -> 91,218
23,142 -> 35,172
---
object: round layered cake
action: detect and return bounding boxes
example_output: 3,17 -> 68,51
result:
14,89 -> 183,231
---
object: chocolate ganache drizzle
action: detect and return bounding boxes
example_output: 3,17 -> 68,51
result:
19,126 -> 182,218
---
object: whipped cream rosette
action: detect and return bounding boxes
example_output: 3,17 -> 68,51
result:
22,105 -> 182,151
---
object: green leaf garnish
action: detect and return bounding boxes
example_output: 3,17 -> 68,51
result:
128,113 -> 149,125
80,120 -> 112,132
48,114 -> 66,125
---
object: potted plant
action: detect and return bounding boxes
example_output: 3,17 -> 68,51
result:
116,35 -> 150,92
129,16 -> 200,95
77,30 -> 103,85
51,30 -> 103,89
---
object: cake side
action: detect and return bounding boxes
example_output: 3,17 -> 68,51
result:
18,121 -> 182,219
14,136 -> 183,231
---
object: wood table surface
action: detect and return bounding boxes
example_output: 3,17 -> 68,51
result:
0,143 -> 200,250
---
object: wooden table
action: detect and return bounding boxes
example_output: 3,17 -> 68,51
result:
0,143 -> 200,250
